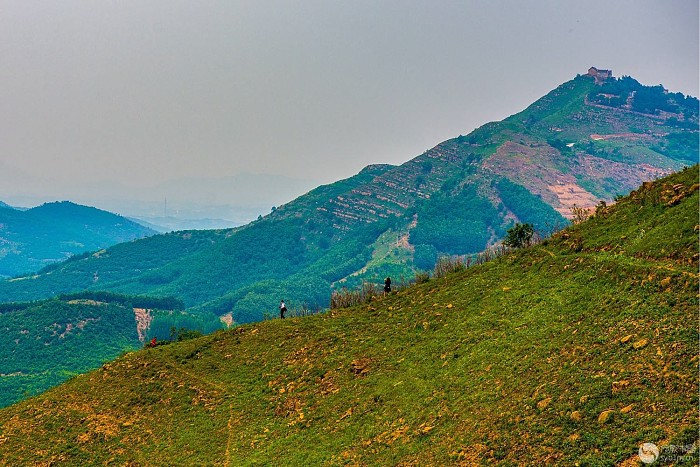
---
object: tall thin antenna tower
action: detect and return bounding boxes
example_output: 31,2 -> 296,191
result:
164,197 -> 167,217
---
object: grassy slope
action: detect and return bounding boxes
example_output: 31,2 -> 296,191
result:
0,171 -> 697,466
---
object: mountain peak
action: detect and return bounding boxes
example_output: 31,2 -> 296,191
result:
587,66 -> 613,84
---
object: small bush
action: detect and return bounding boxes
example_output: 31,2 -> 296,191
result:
415,271 -> 431,284
434,256 -> 467,278
169,327 -> 203,342
330,281 -> 381,310
287,304 -> 323,318
594,200 -> 609,218
570,204 -> 591,225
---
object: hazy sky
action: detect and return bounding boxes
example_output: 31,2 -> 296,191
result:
0,0 -> 698,219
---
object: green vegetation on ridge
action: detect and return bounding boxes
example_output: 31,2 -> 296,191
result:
0,300 -> 140,408
0,166 -> 696,466
0,291 -> 223,408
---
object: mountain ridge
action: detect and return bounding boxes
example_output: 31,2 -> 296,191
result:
0,201 -> 156,278
0,71 -> 696,323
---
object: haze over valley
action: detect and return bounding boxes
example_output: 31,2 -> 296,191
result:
0,2 -> 697,225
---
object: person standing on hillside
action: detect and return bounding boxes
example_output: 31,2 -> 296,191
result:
384,277 -> 391,294
279,300 -> 287,319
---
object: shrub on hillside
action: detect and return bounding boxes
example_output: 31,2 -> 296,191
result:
570,204 -> 591,225
330,282 -> 381,310
503,223 -> 535,248
414,271 -> 431,284
434,256 -> 467,278
169,327 -> 203,342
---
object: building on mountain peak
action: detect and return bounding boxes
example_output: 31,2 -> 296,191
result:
587,67 -> 613,84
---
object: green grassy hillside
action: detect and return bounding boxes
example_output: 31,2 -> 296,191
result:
0,167 -> 696,466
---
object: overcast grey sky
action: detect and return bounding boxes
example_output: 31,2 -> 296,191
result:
0,0 -> 698,219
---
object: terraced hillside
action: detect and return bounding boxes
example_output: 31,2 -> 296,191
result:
0,166 -> 696,466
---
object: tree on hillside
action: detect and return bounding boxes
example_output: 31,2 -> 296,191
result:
503,223 -> 534,249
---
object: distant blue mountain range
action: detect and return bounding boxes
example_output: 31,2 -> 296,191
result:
0,201 -> 156,278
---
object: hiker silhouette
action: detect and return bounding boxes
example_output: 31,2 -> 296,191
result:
279,300 -> 287,319
384,277 -> 391,294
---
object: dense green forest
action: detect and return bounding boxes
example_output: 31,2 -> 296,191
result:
0,292 -> 222,408
409,185 -> 502,256
493,177 -> 566,234
0,300 -> 140,407
588,75 -> 699,121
